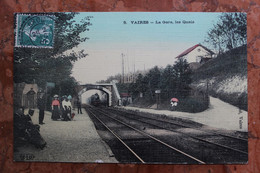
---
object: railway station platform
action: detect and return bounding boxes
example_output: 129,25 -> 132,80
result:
14,108 -> 118,163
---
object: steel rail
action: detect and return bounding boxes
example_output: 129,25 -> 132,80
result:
139,117 -> 248,155
92,107 -> 206,164
86,108 -> 145,163
109,107 -> 248,142
108,109 -> 248,155
103,108 -> 248,155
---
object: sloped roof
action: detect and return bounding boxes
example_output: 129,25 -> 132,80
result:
120,93 -> 131,97
176,44 -> 214,58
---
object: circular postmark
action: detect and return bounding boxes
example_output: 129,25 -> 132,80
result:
16,14 -> 55,48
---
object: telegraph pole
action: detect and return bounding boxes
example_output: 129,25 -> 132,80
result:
122,53 -> 125,83
133,62 -> 136,82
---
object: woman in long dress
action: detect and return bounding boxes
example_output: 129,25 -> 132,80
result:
51,95 -> 60,120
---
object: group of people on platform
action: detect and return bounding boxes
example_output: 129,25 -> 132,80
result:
51,95 -> 82,121
37,94 -> 82,124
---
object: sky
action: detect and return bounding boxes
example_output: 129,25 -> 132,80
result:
71,12 -> 221,84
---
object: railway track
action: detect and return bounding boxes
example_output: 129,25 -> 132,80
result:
106,107 -> 248,154
108,107 -> 247,140
85,106 -> 247,164
86,106 -> 205,164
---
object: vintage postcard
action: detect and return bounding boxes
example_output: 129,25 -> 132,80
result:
13,12 -> 247,164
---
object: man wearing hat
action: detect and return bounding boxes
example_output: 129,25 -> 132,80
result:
37,92 -> 45,124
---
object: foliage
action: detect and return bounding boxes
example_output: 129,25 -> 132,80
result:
49,77 -> 78,97
128,74 -> 143,97
97,73 -> 121,83
176,96 -> 209,113
192,46 -> 247,111
160,65 -> 175,97
205,13 -> 246,54
109,58 -> 209,112
135,73 -> 148,94
14,13 -> 92,96
192,45 -> 247,81
172,59 -> 192,95
126,59 -> 192,102
146,66 -> 162,99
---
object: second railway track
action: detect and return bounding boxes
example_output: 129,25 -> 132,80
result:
106,107 -> 248,154
85,106 -> 248,164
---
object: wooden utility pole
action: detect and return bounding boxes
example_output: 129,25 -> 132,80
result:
122,53 -> 125,83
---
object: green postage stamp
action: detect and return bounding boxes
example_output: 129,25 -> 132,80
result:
15,14 -> 55,48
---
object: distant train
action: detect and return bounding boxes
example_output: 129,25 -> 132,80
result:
90,93 -> 101,106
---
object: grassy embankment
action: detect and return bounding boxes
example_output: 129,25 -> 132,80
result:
191,45 -> 247,111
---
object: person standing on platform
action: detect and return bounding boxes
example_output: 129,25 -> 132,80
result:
62,96 -> 72,121
51,95 -> 60,120
77,99 -> 82,114
37,93 -> 45,125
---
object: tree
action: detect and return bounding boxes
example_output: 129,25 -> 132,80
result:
160,64 -> 176,98
173,59 -> 192,97
50,76 -> 78,97
128,73 -> 148,97
205,13 -> 246,54
135,73 -> 147,94
146,66 -> 162,99
97,74 -> 121,83
14,13 -> 92,93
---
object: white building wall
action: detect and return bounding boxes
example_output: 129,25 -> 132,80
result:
183,46 -> 212,64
